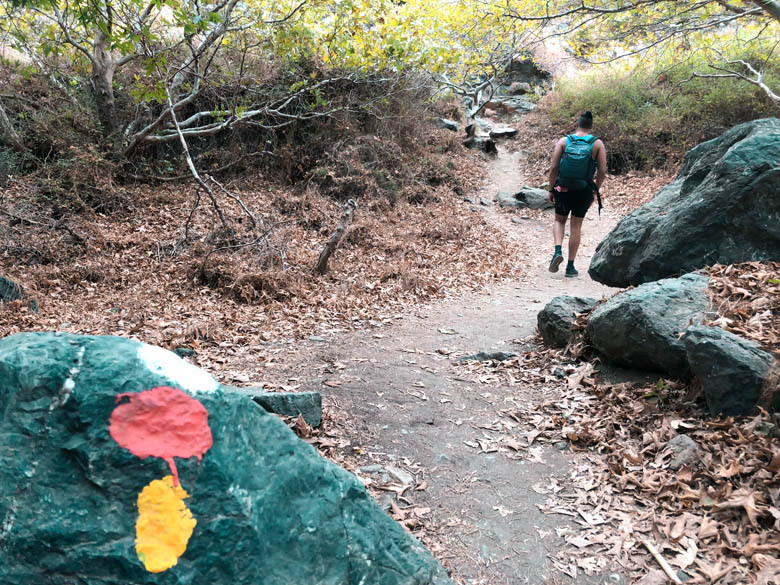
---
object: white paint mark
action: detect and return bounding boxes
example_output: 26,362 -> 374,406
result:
137,344 -> 219,393
50,346 -> 85,410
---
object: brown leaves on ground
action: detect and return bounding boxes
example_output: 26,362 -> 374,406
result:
456,350 -> 780,584
707,262 -> 780,357
0,129 -> 522,384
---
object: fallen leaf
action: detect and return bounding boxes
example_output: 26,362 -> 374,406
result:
624,448 -> 643,465
668,518 -> 686,542
698,516 -> 719,539
754,554 -> 780,585
389,498 -> 405,521
567,535 -> 593,549
715,459 -> 741,478
674,537 -> 698,569
694,558 -> 736,583
493,505 -> 514,517
294,414 -> 312,438
714,488 -> 765,527
768,449 -> 780,472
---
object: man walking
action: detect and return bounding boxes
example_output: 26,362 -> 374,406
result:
547,111 -> 607,277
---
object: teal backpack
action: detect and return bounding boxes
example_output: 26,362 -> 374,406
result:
557,134 -> 597,190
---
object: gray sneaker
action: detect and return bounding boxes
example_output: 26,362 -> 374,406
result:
549,252 -> 563,273
565,265 -> 579,278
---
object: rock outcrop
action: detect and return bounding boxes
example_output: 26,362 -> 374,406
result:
489,126 -> 519,139
463,119 -> 496,154
587,273 -> 711,377
0,275 -> 38,312
514,187 -> 553,210
483,96 -> 535,117
432,118 -> 459,132
589,118 -> 780,287
505,54 -> 552,85
222,386 -> 323,427
684,325 -> 778,415
538,296 -> 598,348
495,187 -> 553,210
507,82 -> 531,95
0,332 -> 451,585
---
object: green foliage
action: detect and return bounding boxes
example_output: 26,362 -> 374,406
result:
550,60 -> 780,172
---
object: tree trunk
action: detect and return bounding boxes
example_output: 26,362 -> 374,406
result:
753,0 -> 780,23
0,101 -> 25,152
315,199 -> 357,275
92,27 -> 118,137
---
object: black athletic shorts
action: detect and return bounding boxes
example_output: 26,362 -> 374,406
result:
553,188 -> 594,218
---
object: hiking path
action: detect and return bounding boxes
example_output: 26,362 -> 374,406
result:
280,145 -> 625,584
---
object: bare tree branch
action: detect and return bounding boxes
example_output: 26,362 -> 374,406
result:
47,5 -> 97,65
122,77 -> 202,153
691,60 -> 780,104
207,174 -> 257,229
160,78 -> 227,228
715,0 -> 752,13
263,0 -> 307,24
315,199 -> 357,275
504,0 -> 671,21
130,75 -> 374,147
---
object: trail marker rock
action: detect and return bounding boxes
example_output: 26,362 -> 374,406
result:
0,332 -> 451,585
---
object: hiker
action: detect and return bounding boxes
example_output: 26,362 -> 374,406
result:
547,111 -> 607,277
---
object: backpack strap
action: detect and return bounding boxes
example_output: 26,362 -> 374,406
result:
566,134 -> 597,143
587,136 -> 602,215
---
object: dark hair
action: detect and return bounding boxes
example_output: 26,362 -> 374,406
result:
577,111 -> 593,129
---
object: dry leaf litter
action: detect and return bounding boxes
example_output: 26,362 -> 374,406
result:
451,260 -> 779,584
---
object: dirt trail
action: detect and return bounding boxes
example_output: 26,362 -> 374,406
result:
290,146 -> 625,584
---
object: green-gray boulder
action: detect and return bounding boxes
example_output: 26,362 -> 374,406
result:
432,118 -> 459,132
0,332 -> 451,585
222,385 -> 323,427
538,295 -> 597,348
495,188 -> 553,210
0,275 -> 38,312
589,118 -> 780,287
684,325 -> 779,415
587,273 -> 711,377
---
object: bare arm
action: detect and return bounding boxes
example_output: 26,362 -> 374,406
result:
548,138 -> 566,202
594,139 -> 607,189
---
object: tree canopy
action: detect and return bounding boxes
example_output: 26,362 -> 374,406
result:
0,0 -> 777,148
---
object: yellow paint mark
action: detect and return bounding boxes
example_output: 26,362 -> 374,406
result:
135,475 -> 196,573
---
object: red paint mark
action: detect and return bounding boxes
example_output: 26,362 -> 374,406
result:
109,386 -> 213,486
